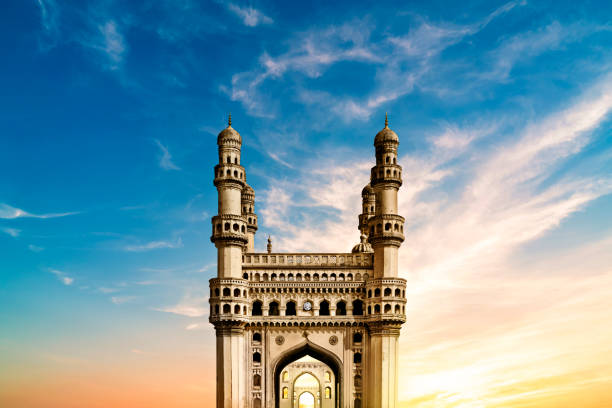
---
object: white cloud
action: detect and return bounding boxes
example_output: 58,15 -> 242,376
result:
156,292 -> 209,317
154,139 -> 181,170
1,227 -> 20,237
98,20 -> 126,70
0,203 -> 79,219
227,4 -> 273,27
227,2 -> 523,120
185,323 -> 206,330
49,268 -> 74,286
28,244 -> 44,252
124,237 -> 183,252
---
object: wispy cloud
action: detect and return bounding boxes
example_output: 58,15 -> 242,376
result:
124,237 -> 183,252
111,296 -> 135,305
154,139 -> 181,170
227,4 -> 273,27
156,291 -> 209,317
28,244 -> 44,252
35,0 -> 60,49
78,19 -> 127,71
49,268 -> 74,286
1,227 -> 20,237
0,203 -> 79,219
226,1 -> 523,120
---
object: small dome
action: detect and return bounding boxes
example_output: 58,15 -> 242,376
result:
243,184 -> 254,194
374,127 -> 399,145
217,125 -> 242,145
361,183 -> 373,197
352,234 -> 374,253
374,113 -> 399,145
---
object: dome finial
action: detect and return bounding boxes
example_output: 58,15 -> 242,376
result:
228,113 -> 232,127
385,112 -> 388,128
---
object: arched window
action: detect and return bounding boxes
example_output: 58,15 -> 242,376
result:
325,387 -> 331,399
374,288 -> 381,297
224,222 -> 230,231
374,304 -> 381,313
214,304 -> 219,314
354,352 -> 362,364
269,301 -> 280,316
282,371 -> 289,382
253,374 -> 261,387
285,301 -> 297,316
368,289 -> 372,298
352,299 -> 364,315
252,301 -> 263,316
223,288 -> 230,297
336,300 -> 347,316
234,288 -> 240,297
253,352 -> 261,363
384,304 -> 391,313
367,305 -> 371,314
325,371 -> 331,382
319,300 -> 330,316
282,387 -> 288,399
253,332 -> 261,343
214,288 -> 220,297
353,332 -> 363,344
355,375 -> 362,388
384,288 -> 392,296
395,304 -> 401,313
234,304 -> 240,314
223,304 -> 230,314
395,288 -> 401,296
243,272 -> 248,279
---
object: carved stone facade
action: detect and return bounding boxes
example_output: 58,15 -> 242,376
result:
209,115 -> 407,408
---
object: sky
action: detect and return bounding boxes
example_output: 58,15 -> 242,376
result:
0,0 -> 611,407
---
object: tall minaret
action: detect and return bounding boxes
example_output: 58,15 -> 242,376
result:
368,113 -> 404,278
366,113 -> 406,408
241,183 -> 258,252
210,114 -> 248,408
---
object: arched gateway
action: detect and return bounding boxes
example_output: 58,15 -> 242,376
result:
208,115 -> 407,407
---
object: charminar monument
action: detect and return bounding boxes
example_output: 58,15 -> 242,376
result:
208,114 -> 407,408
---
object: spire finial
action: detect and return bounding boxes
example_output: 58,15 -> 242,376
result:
228,113 -> 232,127
385,112 -> 388,128
267,235 -> 272,253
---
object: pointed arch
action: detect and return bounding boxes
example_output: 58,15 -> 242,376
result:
272,340 -> 343,408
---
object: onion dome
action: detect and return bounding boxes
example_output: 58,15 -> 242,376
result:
352,234 -> 374,253
217,114 -> 242,145
362,183 -> 374,197
374,112 -> 399,145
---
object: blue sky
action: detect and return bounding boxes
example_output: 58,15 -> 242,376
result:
1,1 -> 612,407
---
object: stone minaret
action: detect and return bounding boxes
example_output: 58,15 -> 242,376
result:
210,114 -> 248,408
365,113 -> 406,408
241,183 -> 258,252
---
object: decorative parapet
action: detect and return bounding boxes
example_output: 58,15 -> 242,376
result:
242,253 -> 373,269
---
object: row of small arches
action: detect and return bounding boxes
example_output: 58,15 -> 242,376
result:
216,167 -> 244,180
245,271 -> 369,282
248,286 -> 363,294
370,222 -> 403,235
210,301 -> 405,316
214,222 -> 246,234
368,287 -> 405,298
251,299 -> 364,316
